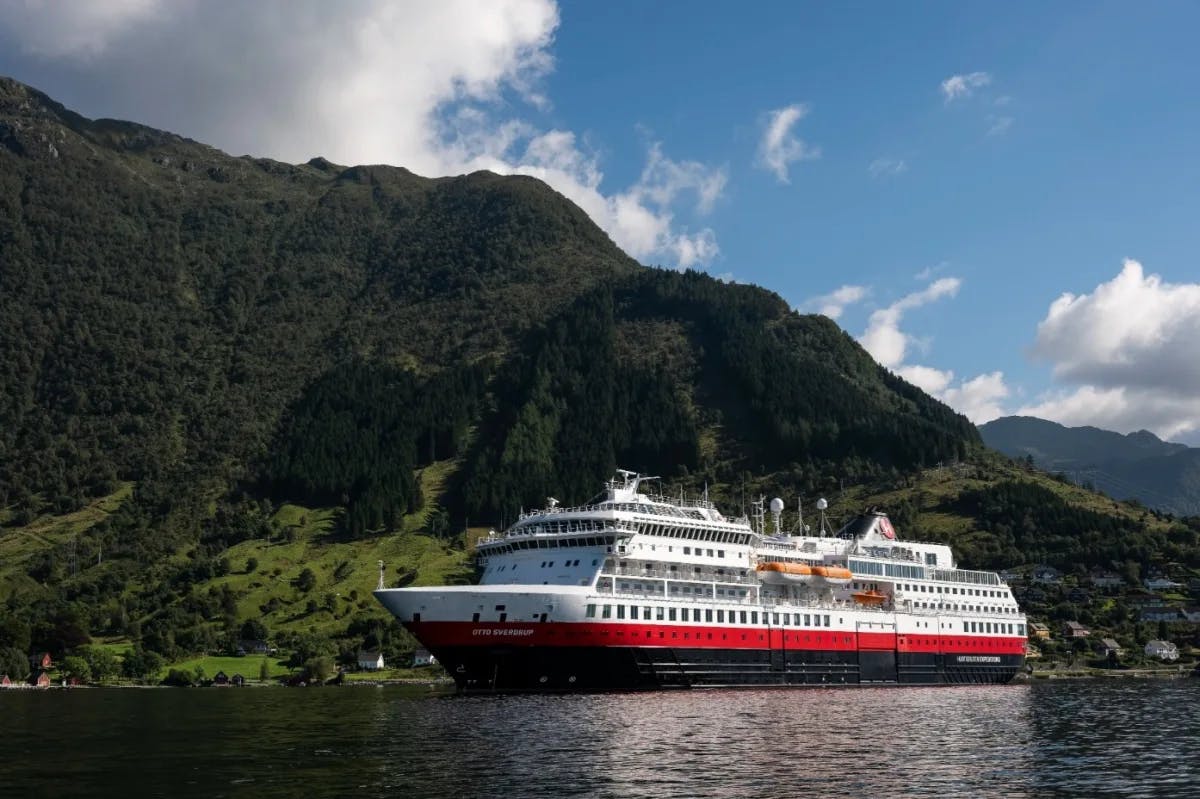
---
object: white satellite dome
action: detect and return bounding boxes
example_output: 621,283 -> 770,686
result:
769,497 -> 784,513
816,498 -> 828,510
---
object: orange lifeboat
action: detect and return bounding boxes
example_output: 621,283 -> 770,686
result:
756,561 -> 814,585
852,590 -> 888,607
811,565 -> 852,586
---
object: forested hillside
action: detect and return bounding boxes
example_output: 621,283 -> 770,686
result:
0,76 -> 1195,677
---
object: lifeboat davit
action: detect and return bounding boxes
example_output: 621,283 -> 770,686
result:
756,562 -> 814,585
811,565 -> 852,586
852,590 -> 888,607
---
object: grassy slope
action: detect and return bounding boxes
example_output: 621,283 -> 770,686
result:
841,455 -> 1182,552
0,467 -> 472,646
0,482 -> 134,597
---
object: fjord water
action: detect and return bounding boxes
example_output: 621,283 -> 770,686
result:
2,680 -> 1196,798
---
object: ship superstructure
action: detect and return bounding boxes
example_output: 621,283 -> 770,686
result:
375,471 -> 1026,691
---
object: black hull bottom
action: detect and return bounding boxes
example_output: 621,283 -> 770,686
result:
432,646 -> 1024,693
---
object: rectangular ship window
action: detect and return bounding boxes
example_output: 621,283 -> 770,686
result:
602,605 -> 612,619
472,613 -> 481,623
717,610 -> 725,623
773,613 -> 780,625
630,605 -> 638,618
669,608 -> 677,621
617,605 -> 625,619
823,615 -> 830,627
739,611 -> 747,624
706,609 -> 713,622
586,604 -> 596,618
793,614 -> 801,626
643,607 -> 651,620
751,612 -> 758,624
656,607 -> 664,621
804,614 -> 811,626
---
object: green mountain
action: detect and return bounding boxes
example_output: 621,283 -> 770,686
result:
980,416 -> 1200,516
0,77 -> 1196,674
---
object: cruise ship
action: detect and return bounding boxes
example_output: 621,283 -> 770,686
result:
375,471 -> 1026,692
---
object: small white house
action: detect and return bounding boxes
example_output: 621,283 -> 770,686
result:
1144,577 -> 1182,592
1145,640 -> 1179,661
412,648 -> 437,667
357,650 -> 385,671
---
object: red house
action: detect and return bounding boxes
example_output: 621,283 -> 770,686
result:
29,652 -> 52,670
29,670 -> 50,688
1,674 -> 11,687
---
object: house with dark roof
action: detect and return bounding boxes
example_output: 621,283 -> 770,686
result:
1094,637 -> 1123,657
213,671 -> 230,686
1062,621 -> 1089,638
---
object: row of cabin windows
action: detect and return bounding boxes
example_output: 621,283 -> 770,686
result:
636,522 -> 749,545
681,547 -> 725,558
489,535 -> 615,555
966,621 -> 1021,635
910,600 -> 1017,615
586,604 -> 832,628
900,583 -> 1010,599
490,559 -> 600,573
521,520 -> 607,535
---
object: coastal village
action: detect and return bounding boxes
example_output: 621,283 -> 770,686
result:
0,643 -> 440,690
1005,564 -> 1199,674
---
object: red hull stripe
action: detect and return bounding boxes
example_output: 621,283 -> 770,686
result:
408,621 -> 1027,656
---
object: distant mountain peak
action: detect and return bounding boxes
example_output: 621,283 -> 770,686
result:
979,415 -> 1200,514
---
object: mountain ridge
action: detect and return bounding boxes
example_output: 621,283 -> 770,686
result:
979,415 -> 1200,515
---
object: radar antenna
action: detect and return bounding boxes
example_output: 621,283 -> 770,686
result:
769,497 -> 784,536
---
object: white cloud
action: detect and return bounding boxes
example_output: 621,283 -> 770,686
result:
0,0 -> 724,268
0,0 -> 163,58
897,365 -> 953,395
859,278 -> 961,368
987,115 -> 1013,136
868,157 -> 907,178
942,371 -> 1010,424
1033,260 -> 1200,393
941,71 -> 991,102
801,285 -> 869,320
857,278 -> 1009,423
755,104 -> 820,183
1021,259 -> 1200,439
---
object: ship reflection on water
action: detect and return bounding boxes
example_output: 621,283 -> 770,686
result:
376,684 -> 1041,798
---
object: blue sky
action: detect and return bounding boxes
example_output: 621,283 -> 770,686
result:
1,1 -> 1198,441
